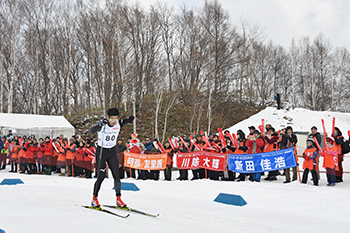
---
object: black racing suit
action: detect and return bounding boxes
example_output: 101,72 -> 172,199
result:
90,117 -> 133,197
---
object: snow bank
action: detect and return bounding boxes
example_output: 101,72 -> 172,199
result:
225,107 -> 350,136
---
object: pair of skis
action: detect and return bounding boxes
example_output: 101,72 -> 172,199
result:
82,205 -> 159,218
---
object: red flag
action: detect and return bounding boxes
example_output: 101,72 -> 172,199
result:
158,141 -> 166,153
323,137 -> 329,152
217,128 -> 227,148
179,137 -> 190,151
232,133 -> 239,148
313,137 -> 322,152
167,137 -> 175,150
225,131 -> 236,147
261,119 -> 265,134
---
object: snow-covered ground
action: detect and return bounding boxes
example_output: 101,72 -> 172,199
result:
1,165 -> 350,233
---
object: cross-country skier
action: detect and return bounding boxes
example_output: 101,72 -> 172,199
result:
89,108 -> 134,207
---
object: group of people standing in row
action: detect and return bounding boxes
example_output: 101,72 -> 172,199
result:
0,131 -> 97,178
117,124 -> 345,187
0,124 -> 346,187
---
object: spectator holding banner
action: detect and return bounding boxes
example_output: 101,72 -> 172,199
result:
301,138 -> 319,186
235,130 -> 247,181
323,137 -> 338,186
176,140 -> 189,180
163,141 -> 173,181
245,130 -> 264,182
280,126 -> 298,183
263,127 -> 279,181
332,127 -> 344,183
308,126 -> 322,179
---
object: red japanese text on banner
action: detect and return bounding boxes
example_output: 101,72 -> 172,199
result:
124,152 -> 167,170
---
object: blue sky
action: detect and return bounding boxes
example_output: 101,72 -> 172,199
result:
130,0 -> 350,50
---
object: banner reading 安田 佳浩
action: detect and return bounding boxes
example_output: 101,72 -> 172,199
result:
124,152 -> 167,170
177,151 -> 227,171
228,147 -> 297,174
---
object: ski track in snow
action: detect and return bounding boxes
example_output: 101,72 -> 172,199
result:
1,167 -> 350,233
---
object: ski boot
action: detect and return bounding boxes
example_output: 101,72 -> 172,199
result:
117,196 -> 127,208
91,195 -> 100,207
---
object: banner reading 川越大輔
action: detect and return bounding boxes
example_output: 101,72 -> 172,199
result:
228,147 -> 297,174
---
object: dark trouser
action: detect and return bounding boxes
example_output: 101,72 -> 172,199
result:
284,167 -> 298,182
125,167 -> 136,178
150,170 -> 160,180
0,153 -> 7,169
76,165 -> 84,176
198,168 -> 205,179
335,155 -> 343,178
93,146 -> 121,197
192,169 -> 200,180
227,171 -> 235,181
210,171 -> 220,180
302,167 -> 318,185
268,170 -> 278,178
239,173 -> 246,181
138,170 -> 150,180
179,169 -> 188,180
326,168 -> 336,184
164,167 -> 172,181
10,161 -> 18,172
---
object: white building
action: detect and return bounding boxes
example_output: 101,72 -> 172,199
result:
0,113 -> 75,139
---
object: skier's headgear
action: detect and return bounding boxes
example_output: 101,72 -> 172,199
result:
107,108 -> 120,117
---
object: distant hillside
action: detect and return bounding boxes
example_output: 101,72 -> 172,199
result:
65,93 -> 263,141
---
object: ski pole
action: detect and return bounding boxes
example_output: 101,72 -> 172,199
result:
332,117 -> 335,134
96,125 -> 106,181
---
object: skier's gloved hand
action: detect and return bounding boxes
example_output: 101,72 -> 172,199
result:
128,115 -> 135,122
99,118 -> 109,126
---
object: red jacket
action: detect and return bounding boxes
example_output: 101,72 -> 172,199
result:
84,146 -> 95,162
37,144 -> 45,158
76,147 -> 85,161
25,143 -> 39,159
43,143 -> 53,156
246,138 -> 264,154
